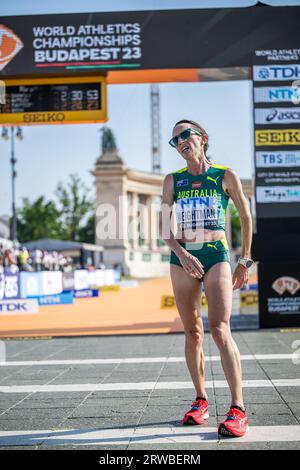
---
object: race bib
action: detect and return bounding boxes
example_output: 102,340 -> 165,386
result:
175,196 -> 219,230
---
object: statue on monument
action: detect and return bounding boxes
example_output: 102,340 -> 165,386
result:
101,126 -> 117,152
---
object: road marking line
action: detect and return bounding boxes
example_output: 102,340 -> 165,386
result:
0,378 -> 299,393
0,425 -> 299,446
0,353 -> 296,367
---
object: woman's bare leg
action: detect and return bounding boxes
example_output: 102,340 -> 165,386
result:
170,264 -> 207,399
203,262 -> 244,408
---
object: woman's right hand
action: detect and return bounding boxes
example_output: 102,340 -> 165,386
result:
178,250 -> 205,279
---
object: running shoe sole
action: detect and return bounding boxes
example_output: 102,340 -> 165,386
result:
218,423 -> 249,437
183,411 -> 209,425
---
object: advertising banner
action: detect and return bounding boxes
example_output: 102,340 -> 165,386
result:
0,273 -> 20,300
74,269 -> 89,291
253,52 -> 300,220
20,271 -> 63,297
0,7 -> 299,77
41,271 -> 63,295
0,299 -> 39,315
252,48 -> 300,328
62,272 -> 75,291
35,292 -> 74,306
258,262 -> 300,327
74,289 -> 99,298
20,271 -> 43,298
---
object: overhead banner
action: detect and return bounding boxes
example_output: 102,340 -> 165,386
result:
0,6 -> 299,76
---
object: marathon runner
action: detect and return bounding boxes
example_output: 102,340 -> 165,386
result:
161,119 -> 253,437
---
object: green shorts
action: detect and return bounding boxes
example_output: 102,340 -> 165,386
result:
170,239 -> 230,278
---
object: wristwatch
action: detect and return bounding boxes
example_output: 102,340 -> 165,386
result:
238,257 -> 254,269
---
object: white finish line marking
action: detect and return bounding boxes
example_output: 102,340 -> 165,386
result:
0,379 -> 300,394
0,426 -> 299,446
0,353 -> 296,367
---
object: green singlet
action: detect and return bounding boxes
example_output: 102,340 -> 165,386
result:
173,163 -> 229,232
170,163 -> 231,276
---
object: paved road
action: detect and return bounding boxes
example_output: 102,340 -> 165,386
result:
0,330 -> 300,450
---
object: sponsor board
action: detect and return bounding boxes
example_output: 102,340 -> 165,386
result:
160,295 -> 176,309
255,107 -> 300,125
31,292 -> 74,306
74,289 -> 99,298
253,64 -> 300,82
74,270 -> 89,291
256,151 -> 300,168
254,86 -> 298,104
160,294 -> 207,309
256,169 -> 300,186
99,285 -> 120,292
256,185 -> 300,203
254,49 -> 300,63
255,129 -> 300,146
258,263 -> 300,326
62,272 -> 75,291
41,271 -> 63,295
240,291 -> 259,307
0,299 -> 39,315
20,271 -> 63,298
0,273 -> 20,300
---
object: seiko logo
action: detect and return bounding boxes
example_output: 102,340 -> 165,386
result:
23,112 -> 65,123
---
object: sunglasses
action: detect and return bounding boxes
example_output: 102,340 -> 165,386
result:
169,127 -> 202,148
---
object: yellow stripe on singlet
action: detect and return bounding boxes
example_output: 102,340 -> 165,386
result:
220,239 -> 229,250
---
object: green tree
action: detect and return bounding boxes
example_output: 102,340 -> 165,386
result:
230,202 -> 241,248
16,196 -> 62,243
77,213 -> 96,244
55,174 -> 95,242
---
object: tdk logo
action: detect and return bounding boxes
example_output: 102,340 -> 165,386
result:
177,179 -> 188,187
0,302 -> 27,312
255,65 -> 300,81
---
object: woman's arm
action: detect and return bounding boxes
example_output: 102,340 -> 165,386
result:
223,168 -> 253,289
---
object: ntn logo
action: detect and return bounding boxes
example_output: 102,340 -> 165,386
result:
269,88 -> 294,100
179,196 -> 219,208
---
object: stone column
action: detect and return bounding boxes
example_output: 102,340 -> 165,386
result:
132,192 -> 139,250
148,195 -> 159,251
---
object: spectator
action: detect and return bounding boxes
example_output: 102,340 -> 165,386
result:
31,248 -> 43,271
17,246 -> 33,272
4,248 -> 19,274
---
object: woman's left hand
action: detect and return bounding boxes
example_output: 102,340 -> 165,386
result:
232,264 -> 249,290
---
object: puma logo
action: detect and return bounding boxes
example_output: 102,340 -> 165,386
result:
207,242 -> 218,250
207,176 -> 219,186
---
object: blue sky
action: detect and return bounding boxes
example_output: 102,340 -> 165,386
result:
0,0 -> 299,215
